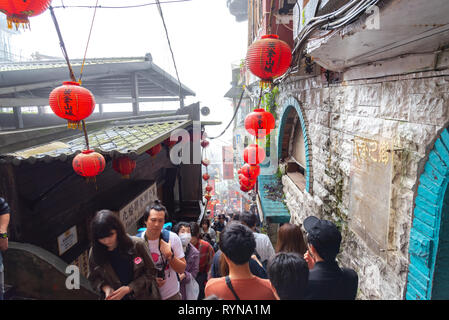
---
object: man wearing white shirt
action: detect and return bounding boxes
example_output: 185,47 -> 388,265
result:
140,200 -> 186,300
240,211 -> 275,267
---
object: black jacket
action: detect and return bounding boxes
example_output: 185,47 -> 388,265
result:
0,198 -> 9,216
305,261 -> 358,300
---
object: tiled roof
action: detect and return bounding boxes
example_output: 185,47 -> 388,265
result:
0,116 -> 192,165
0,57 -> 144,72
258,174 -> 291,224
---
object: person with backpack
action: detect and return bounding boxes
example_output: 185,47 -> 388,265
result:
87,210 -> 160,300
136,200 -> 186,300
205,222 -> 276,300
303,216 -> 358,300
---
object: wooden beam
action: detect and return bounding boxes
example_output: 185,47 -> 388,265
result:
0,71 -> 134,95
136,71 -> 180,97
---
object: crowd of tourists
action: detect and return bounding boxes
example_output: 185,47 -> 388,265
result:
0,197 -> 358,300
87,200 -> 358,300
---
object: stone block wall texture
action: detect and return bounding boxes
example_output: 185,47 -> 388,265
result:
276,70 -> 449,299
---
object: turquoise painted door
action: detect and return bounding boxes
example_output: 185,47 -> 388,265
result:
432,187 -> 449,299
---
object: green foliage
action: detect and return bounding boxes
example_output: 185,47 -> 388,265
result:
261,86 -> 280,157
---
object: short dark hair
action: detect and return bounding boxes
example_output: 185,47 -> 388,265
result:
190,222 -> 201,237
239,211 -> 257,228
173,221 -> 191,234
219,222 -> 256,265
143,200 -> 169,222
90,209 -> 133,265
201,218 -> 210,228
267,252 -> 309,300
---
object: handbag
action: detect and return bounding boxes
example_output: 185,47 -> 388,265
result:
185,277 -> 200,300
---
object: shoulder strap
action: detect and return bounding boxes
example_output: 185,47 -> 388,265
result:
225,276 -> 240,300
161,229 -> 170,243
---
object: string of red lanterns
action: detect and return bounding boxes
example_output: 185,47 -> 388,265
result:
238,33 -> 292,193
200,131 -> 213,203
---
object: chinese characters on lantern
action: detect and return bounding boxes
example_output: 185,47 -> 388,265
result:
264,43 -> 276,73
63,89 -> 74,116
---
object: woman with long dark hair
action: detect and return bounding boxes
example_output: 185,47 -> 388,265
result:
275,223 -> 307,256
88,210 -> 160,300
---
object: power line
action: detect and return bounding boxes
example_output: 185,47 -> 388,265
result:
52,0 -> 193,9
209,89 -> 244,140
154,0 -> 184,108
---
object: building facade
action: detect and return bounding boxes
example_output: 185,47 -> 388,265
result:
236,0 -> 449,299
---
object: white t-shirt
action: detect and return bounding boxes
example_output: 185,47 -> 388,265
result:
143,231 -> 185,300
254,232 -> 275,264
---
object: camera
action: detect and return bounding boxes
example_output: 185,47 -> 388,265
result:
157,268 -> 165,280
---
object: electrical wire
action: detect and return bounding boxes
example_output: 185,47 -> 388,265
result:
274,0 -> 380,86
154,0 -> 184,107
209,89 -> 245,140
78,0 -> 99,83
52,0 -> 193,9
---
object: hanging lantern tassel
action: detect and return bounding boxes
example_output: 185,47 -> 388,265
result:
1,0 -> 52,30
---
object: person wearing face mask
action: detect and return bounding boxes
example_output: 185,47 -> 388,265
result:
173,222 -> 199,300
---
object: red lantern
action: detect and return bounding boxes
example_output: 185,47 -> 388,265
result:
241,164 -> 260,180
49,81 -> 95,129
237,168 -> 242,174
202,159 -> 210,167
244,144 -> 266,165
112,157 -> 136,179
146,144 -> 162,157
72,149 -> 105,179
205,185 -> 213,193
0,0 -> 51,29
240,185 -> 252,192
245,109 -> 275,138
239,174 -> 256,188
201,140 -> 209,148
163,137 -> 180,148
203,173 -> 210,181
204,193 -> 212,202
246,34 -> 292,84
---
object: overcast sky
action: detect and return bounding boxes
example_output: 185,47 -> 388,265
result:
10,0 -> 247,147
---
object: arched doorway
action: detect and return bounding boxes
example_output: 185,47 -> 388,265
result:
277,97 -> 312,194
407,127 -> 449,299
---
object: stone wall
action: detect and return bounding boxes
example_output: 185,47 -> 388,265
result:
275,70 -> 449,299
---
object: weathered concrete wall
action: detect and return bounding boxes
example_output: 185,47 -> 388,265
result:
276,69 -> 449,299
